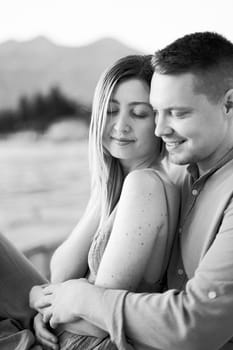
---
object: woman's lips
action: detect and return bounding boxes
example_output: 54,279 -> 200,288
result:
111,137 -> 135,145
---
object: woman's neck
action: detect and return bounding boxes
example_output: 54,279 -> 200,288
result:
120,155 -> 161,176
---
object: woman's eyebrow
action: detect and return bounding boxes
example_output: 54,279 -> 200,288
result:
108,100 -> 152,107
129,102 -> 152,107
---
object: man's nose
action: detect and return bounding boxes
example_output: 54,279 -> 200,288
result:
154,113 -> 173,137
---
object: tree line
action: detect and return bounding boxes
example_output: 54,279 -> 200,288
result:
0,86 -> 91,134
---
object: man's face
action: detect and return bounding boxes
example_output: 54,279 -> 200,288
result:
150,72 -> 230,173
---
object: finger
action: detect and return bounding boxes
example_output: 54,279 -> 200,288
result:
49,316 -> 58,329
42,307 -> 53,323
40,322 -> 58,344
43,284 -> 57,295
33,283 -> 49,290
35,295 -> 52,309
34,315 -> 59,350
30,286 -> 48,309
36,334 -> 59,350
43,289 -> 53,296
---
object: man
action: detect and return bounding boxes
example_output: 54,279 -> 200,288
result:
38,32 -> 233,350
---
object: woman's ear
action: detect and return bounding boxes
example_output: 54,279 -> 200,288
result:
223,89 -> 233,115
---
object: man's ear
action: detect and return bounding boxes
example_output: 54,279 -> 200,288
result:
223,89 -> 233,115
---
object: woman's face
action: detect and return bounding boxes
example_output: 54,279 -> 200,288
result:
103,78 -> 161,171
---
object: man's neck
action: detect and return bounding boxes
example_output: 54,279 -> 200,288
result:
196,146 -> 233,178
198,146 -> 233,176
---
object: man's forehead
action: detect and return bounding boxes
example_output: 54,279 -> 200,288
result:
150,73 -> 196,99
151,72 -> 196,86
149,72 -> 201,109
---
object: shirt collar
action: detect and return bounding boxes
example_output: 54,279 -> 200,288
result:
187,147 -> 233,183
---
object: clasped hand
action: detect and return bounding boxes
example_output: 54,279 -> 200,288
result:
31,279 -> 86,329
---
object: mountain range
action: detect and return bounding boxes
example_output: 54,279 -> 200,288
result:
0,36 -> 142,109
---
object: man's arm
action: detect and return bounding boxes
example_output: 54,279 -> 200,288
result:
71,281 -> 131,349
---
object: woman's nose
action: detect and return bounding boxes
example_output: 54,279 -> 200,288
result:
113,115 -> 131,134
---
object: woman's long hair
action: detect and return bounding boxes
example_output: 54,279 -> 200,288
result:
88,55 -> 154,230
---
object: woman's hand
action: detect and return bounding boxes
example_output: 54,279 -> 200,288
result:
33,313 -> 59,350
34,279 -> 87,328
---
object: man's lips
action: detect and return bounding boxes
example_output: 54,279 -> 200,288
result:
163,139 -> 186,150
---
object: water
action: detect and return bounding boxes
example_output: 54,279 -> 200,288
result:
0,137 -> 90,253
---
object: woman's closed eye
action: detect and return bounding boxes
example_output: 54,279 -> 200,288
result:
131,105 -> 153,119
107,109 -> 118,116
107,102 -> 119,116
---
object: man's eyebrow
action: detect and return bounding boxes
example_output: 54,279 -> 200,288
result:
152,105 -> 193,110
169,106 -> 193,110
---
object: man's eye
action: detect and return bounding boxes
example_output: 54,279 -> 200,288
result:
172,111 -> 189,118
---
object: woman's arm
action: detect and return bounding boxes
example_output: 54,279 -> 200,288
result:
33,169 -> 170,335
34,169 -> 172,335
31,196 -> 105,342
95,169 -> 168,291
50,197 -> 100,283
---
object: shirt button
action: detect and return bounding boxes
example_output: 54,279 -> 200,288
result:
177,268 -> 184,275
192,189 -> 198,196
208,291 -> 217,299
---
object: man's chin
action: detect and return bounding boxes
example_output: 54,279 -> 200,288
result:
168,154 -> 190,165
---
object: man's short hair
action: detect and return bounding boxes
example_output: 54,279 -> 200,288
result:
152,32 -> 233,103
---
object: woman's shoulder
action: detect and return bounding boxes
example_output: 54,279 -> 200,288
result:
125,168 -> 180,211
126,167 -> 177,188
123,167 -> 172,197
125,167 -> 161,185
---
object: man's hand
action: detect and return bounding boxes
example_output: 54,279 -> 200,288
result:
29,284 -> 49,311
34,279 -> 88,328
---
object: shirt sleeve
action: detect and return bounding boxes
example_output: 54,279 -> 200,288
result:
101,198 -> 233,350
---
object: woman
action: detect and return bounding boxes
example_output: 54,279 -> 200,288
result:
30,54 -> 180,350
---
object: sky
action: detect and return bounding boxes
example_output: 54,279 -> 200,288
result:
0,0 -> 233,53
